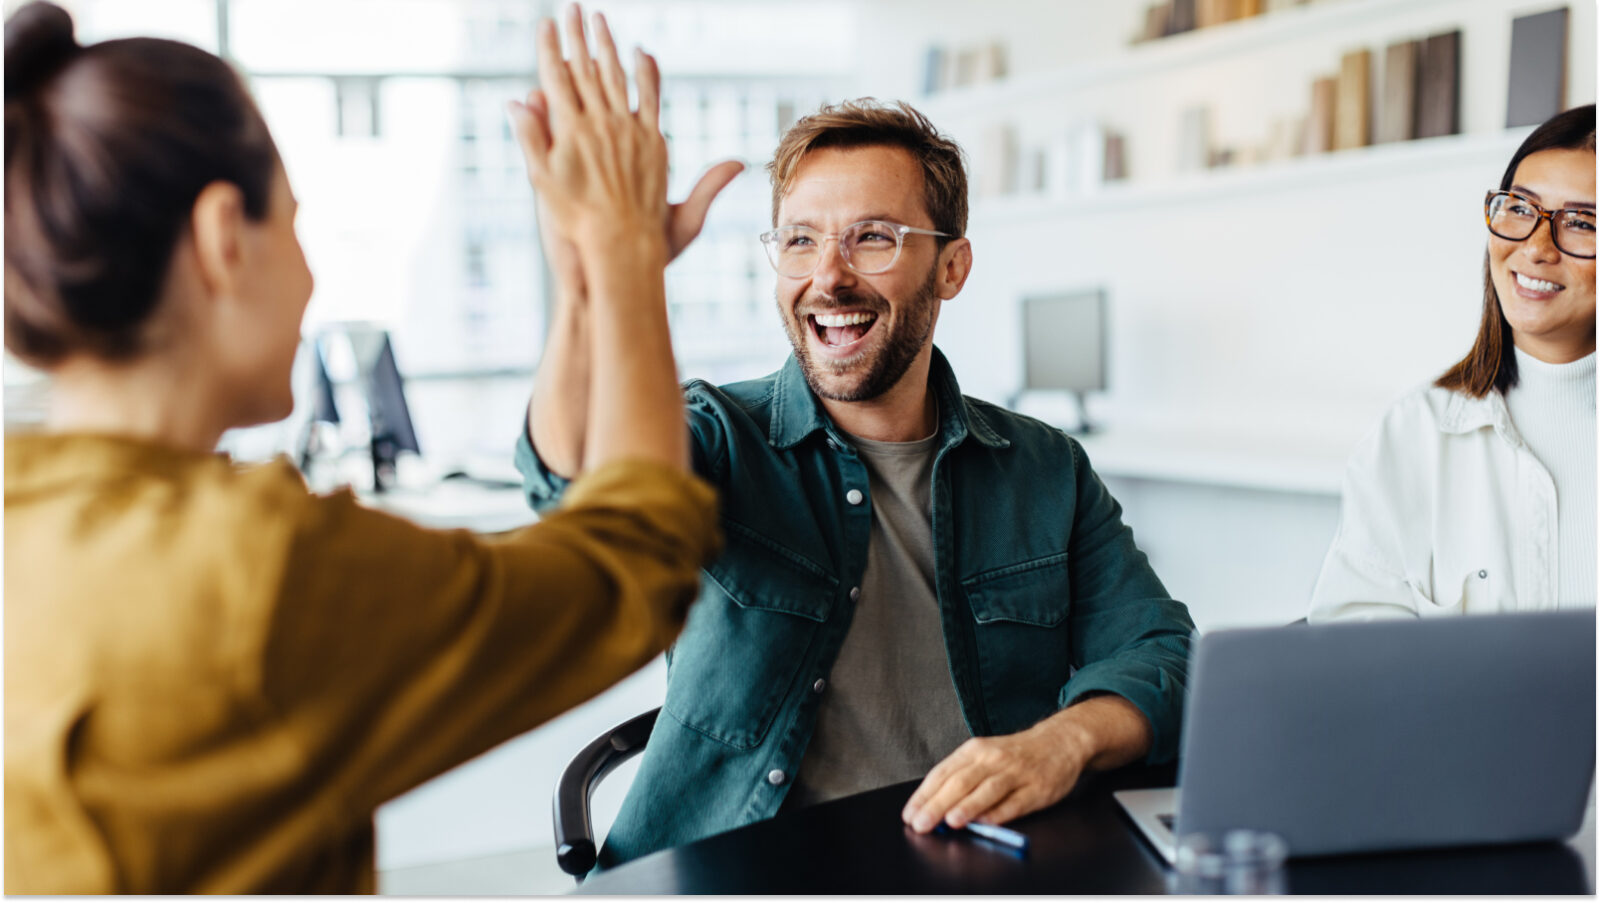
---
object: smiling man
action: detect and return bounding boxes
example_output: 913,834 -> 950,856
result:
517,98 -> 1196,869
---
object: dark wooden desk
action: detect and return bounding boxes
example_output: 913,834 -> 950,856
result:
576,764 -> 1592,894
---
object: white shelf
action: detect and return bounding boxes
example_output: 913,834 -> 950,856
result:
968,127 -> 1532,221
917,0 -> 1471,118
1072,426 -> 1349,496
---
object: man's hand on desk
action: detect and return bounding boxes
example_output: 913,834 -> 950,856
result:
901,694 -> 1153,833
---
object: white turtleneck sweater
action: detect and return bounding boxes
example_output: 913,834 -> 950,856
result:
1503,346 -> 1597,609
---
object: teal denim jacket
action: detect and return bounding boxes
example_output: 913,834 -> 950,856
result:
515,347 -> 1195,869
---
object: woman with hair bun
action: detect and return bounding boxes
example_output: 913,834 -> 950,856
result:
1310,105 -> 1596,620
5,2 -> 727,892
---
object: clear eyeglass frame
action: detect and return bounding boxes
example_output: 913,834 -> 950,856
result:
758,219 -> 953,278
1484,190 -> 1597,259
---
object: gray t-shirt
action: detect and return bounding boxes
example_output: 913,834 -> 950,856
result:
782,427 -> 971,810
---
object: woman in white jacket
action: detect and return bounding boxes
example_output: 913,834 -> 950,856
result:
1310,105 -> 1595,621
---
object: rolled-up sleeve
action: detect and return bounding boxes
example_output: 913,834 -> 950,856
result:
514,413 -> 574,515
1056,440 -> 1195,764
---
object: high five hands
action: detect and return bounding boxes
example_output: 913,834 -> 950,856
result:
507,4 -> 744,291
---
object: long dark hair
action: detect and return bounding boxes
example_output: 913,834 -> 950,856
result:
4,1 -> 279,367
1436,104 -> 1596,398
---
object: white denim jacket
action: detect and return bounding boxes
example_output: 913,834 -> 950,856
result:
1309,384 -> 1558,621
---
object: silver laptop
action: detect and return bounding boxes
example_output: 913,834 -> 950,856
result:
1116,609 -> 1596,862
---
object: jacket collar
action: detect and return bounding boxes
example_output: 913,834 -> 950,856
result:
767,346 -> 1010,452
1438,387 -> 1524,447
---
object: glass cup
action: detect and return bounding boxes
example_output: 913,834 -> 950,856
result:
1172,829 -> 1289,894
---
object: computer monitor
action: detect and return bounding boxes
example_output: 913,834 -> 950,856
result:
1019,288 -> 1107,433
294,339 -> 342,474
310,343 -> 341,427
323,326 -> 420,493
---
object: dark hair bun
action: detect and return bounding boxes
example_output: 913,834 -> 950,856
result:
6,2 -> 79,102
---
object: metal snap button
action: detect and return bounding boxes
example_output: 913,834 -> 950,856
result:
849,586 -> 861,601
813,678 -> 826,694
767,769 -> 787,786
846,489 -> 864,505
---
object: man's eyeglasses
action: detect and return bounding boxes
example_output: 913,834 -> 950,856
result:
758,220 -> 952,278
1484,190 -> 1597,259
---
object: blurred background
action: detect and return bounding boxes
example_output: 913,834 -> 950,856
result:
3,0 -> 1595,892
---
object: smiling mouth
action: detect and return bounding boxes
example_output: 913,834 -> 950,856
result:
1515,271 -> 1566,294
810,311 -> 879,347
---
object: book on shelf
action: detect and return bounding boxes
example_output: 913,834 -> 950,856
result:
922,45 -> 945,95
1104,131 -> 1128,182
1133,1 -> 1169,42
1027,148 -> 1049,194
1415,29 -> 1461,139
977,124 -> 1018,198
1302,75 -> 1337,154
1070,122 -> 1107,194
1376,39 -> 1420,144
976,41 -> 1008,83
953,46 -> 981,87
1263,115 -> 1303,161
1333,48 -> 1371,150
1177,106 -> 1211,171
1046,122 -> 1116,198
1170,0 -> 1196,35
1506,6 -> 1569,128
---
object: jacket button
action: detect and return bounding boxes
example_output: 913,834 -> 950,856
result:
846,489 -> 864,505
849,586 -> 861,601
813,678 -> 827,694
767,769 -> 787,786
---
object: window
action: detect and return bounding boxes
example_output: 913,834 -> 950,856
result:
6,0 -> 856,459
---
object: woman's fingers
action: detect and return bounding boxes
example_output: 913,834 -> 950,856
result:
562,4 -> 609,114
536,18 -> 581,115
505,95 -> 551,179
590,12 -> 631,113
635,48 -> 661,132
522,6 -> 669,235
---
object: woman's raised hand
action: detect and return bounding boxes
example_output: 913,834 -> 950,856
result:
510,5 -> 742,286
508,5 -> 668,260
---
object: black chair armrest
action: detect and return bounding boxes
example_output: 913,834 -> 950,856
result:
552,706 -> 660,878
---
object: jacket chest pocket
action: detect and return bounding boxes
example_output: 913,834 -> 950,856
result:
961,552 -> 1074,731
663,523 -> 837,750
1427,539 -> 1516,613
1419,563 -> 1502,614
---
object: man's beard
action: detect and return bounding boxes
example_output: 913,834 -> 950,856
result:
779,264 -> 940,403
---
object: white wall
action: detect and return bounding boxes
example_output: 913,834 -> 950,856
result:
857,0 -> 1595,429
839,0 -> 1596,628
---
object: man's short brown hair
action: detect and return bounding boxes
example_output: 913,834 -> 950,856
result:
766,98 -> 968,239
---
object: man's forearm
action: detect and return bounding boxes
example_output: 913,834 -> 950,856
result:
528,289 -> 591,480
1042,694 -> 1153,772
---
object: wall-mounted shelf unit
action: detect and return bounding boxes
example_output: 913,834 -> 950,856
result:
967,126 -> 1530,222
917,0 -> 1470,117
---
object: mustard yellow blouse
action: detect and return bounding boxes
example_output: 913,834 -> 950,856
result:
4,433 -> 719,893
